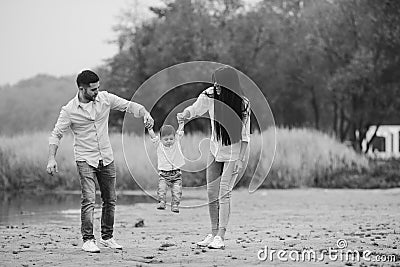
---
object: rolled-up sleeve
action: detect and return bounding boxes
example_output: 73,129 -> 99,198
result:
49,107 -> 71,146
108,92 -> 145,118
184,90 -> 212,119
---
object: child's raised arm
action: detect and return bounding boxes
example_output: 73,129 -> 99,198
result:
176,121 -> 185,140
178,121 -> 184,132
147,127 -> 159,144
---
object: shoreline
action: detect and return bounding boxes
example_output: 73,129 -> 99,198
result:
1,189 -> 399,266
2,186 -> 400,194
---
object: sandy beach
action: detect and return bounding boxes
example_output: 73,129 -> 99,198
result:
1,189 -> 399,266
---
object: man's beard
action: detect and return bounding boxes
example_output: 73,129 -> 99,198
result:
84,91 -> 96,101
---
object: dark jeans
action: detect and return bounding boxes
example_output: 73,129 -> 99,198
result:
76,160 -> 116,242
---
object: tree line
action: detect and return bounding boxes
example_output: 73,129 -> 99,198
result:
99,0 -> 400,152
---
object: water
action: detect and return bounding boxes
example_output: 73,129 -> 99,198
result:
0,191 -> 156,225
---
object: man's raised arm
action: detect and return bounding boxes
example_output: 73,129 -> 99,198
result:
107,92 -> 154,128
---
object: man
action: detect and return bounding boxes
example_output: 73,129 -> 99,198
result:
46,70 -> 153,253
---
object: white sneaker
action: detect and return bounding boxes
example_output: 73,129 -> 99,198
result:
208,236 -> 225,249
197,234 -> 214,247
99,238 -> 123,250
82,239 -> 100,253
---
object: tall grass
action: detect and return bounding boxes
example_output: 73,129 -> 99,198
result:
0,128 -> 372,191
240,128 -> 370,188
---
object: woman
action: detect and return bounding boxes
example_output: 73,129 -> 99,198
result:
177,66 -> 250,249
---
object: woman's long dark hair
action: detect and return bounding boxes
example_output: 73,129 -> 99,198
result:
212,66 -> 244,146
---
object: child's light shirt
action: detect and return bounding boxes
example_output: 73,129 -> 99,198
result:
151,130 -> 185,171
183,87 -> 250,162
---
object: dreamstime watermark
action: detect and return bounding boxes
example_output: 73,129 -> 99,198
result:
257,239 -> 397,263
121,61 -> 277,207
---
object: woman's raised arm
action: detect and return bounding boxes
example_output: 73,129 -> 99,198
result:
177,89 -> 213,120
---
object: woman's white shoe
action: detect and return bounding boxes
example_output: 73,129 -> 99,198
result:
208,236 -> 225,249
196,234 -> 214,247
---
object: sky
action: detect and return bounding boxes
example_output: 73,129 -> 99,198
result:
0,0 -> 161,86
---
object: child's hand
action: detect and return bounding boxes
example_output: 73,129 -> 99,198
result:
144,112 -> 154,129
177,110 -> 189,122
177,118 -> 185,124
176,114 -> 184,123
177,120 -> 185,132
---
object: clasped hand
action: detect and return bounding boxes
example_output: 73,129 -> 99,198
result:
144,112 -> 154,129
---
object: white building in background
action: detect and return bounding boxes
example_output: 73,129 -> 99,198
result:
362,125 -> 400,158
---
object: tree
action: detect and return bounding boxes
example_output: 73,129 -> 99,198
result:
103,0 -> 400,150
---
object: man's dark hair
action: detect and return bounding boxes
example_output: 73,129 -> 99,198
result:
76,70 -> 99,88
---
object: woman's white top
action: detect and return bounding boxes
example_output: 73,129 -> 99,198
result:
184,87 -> 250,162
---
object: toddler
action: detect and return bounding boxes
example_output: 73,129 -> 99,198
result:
147,121 -> 185,213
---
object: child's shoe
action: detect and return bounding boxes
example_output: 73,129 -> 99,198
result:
156,201 -> 166,210
171,204 -> 179,213
196,234 -> 214,247
208,236 -> 225,249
